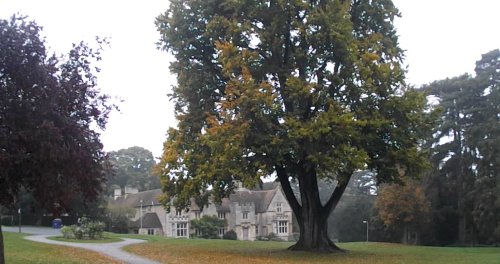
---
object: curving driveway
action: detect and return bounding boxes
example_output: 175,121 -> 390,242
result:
2,226 -> 160,264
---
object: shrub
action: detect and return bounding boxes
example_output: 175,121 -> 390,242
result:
191,215 -> 226,239
104,204 -> 135,233
61,225 -> 76,239
267,232 -> 283,242
1,216 -> 14,226
60,217 -> 105,240
223,229 -> 237,240
87,221 -> 105,239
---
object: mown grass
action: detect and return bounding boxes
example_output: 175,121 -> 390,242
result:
48,235 -> 123,243
3,232 -> 121,264
123,235 -> 500,264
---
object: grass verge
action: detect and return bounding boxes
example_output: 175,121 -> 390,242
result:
47,236 -> 122,243
124,237 -> 500,264
3,232 -> 121,264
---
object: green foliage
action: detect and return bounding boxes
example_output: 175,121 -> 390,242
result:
61,225 -> 77,239
61,217 -> 105,240
156,0 -> 435,250
104,204 -> 136,233
424,49 -> 500,245
222,229 -> 237,240
106,146 -> 160,194
191,215 -> 226,239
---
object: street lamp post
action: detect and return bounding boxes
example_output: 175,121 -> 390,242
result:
363,220 -> 369,242
18,208 -> 21,233
140,199 -> 143,233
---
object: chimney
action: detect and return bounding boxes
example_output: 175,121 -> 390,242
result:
113,188 -> 122,200
125,186 -> 139,195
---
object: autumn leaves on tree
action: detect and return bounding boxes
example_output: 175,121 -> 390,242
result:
156,0 -> 434,252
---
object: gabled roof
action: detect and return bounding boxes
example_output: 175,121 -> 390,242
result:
189,197 -> 232,213
111,185 -> 281,213
229,188 -> 278,213
112,189 -> 163,208
215,198 -> 231,212
130,212 -> 162,229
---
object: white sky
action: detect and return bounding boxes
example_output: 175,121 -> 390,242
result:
0,0 -> 499,158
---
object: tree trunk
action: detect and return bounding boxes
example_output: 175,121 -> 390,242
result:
277,163 -> 350,253
289,205 -> 343,252
458,212 -> 467,244
0,224 -> 5,264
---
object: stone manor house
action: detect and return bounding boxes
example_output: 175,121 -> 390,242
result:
111,184 -> 294,241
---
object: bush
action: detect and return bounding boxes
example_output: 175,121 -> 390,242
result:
1,215 -> 14,226
104,204 -> 135,233
267,232 -> 283,242
191,215 -> 226,239
223,229 -> 237,240
61,225 -> 76,239
60,217 -> 105,240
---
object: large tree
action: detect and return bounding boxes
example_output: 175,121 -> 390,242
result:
156,0 -> 433,252
425,49 -> 500,245
106,146 -> 160,194
0,16 -> 113,263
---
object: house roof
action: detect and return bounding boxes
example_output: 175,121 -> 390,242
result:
229,188 -> 277,213
215,198 -> 231,212
112,189 -> 163,208
130,212 -> 163,229
111,185 -> 281,213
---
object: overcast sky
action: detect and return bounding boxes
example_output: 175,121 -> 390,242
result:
1,0 -> 499,158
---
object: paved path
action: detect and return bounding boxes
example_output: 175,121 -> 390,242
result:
2,226 -> 160,264
2,226 -> 61,236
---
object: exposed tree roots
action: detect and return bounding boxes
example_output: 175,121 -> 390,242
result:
287,239 -> 347,253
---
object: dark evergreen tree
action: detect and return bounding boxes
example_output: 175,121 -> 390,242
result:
425,49 -> 500,245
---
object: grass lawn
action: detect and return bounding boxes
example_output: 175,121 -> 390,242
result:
3,232 -> 121,264
47,236 -> 123,243
122,235 -> 500,264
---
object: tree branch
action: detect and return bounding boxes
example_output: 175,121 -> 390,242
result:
275,164 -> 301,220
322,171 -> 353,216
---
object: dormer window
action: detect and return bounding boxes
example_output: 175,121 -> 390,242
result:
218,212 -> 226,219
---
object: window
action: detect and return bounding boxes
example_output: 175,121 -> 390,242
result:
242,212 -> 248,220
278,221 -> 288,234
218,212 -> 226,219
276,202 -> 282,213
147,228 -> 155,235
195,211 -> 201,219
256,225 -> 259,235
195,228 -> 202,237
176,210 -> 182,216
176,222 -> 188,237
219,228 -> 225,236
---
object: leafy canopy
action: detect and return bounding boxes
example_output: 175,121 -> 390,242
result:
106,146 -> 160,194
0,15 -> 114,212
424,49 -> 500,245
156,0 -> 434,215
